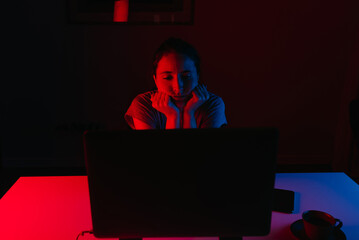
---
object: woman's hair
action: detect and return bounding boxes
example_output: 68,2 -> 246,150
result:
152,37 -> 200,76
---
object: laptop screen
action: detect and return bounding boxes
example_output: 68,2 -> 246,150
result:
84,128 -> 278,238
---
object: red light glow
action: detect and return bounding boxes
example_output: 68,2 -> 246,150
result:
113,0 -> 129,22
0,176 -> 218,240
0,176 -> 97,240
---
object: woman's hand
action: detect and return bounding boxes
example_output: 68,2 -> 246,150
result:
151,91 -> 180,129
184,84 -> 210,116
183,84 -> 210,128
151,91 -> 179,116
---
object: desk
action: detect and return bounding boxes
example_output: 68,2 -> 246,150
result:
248,173 -> 359,240
0,173 -> 358,240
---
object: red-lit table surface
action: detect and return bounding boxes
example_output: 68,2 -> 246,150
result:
0,173 -> 358,240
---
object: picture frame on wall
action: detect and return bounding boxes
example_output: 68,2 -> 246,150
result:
67,0 -> 195,24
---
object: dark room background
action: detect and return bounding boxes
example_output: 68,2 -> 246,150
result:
1,0 -> 359,177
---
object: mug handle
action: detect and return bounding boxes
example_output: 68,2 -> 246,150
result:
334,219 -> 343,229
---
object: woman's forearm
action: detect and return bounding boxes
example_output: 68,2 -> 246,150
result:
165,113 -> 180,129
183,111 -> 197,128
165,111 -> 196,129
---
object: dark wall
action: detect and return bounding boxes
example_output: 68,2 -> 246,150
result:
2,0 -> 359,168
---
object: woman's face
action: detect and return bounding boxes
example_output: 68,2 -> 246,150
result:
154,52 -> 199,101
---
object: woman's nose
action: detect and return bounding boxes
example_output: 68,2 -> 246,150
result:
173,76 -> 183,90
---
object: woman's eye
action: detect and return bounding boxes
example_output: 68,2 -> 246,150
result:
163,76 -> 173,80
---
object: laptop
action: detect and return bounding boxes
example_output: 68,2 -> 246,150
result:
84,128 -> 278,239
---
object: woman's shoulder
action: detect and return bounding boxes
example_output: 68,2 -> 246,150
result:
134,90 -> 155,101
125,90 -> 159,129
195,91 -> 225,115
196,91 -> 227,128
131,90 -> 156,106
206,91 -> 225,106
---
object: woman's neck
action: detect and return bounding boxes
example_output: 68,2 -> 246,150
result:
173,95 -> 191,111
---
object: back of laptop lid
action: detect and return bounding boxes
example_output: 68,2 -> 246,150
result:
84,128 -> 278,238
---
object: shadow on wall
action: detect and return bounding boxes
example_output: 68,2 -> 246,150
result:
3,98 -> 54,160
2,98 -> 106,169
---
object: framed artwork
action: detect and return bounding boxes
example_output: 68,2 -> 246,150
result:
67,0 -> 195,24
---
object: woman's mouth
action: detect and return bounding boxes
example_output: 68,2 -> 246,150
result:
172,89 -> 185,96
172,93 -> 191,101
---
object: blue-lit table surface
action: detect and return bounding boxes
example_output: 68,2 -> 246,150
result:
247,172 -> 359,240
0,173 -> 358,240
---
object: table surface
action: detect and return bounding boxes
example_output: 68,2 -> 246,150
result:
0,173 -> 358,240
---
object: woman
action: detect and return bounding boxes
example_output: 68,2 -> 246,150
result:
125,38 -> 227,129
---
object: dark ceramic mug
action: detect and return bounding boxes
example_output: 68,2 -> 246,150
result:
302,210 -> 343,240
